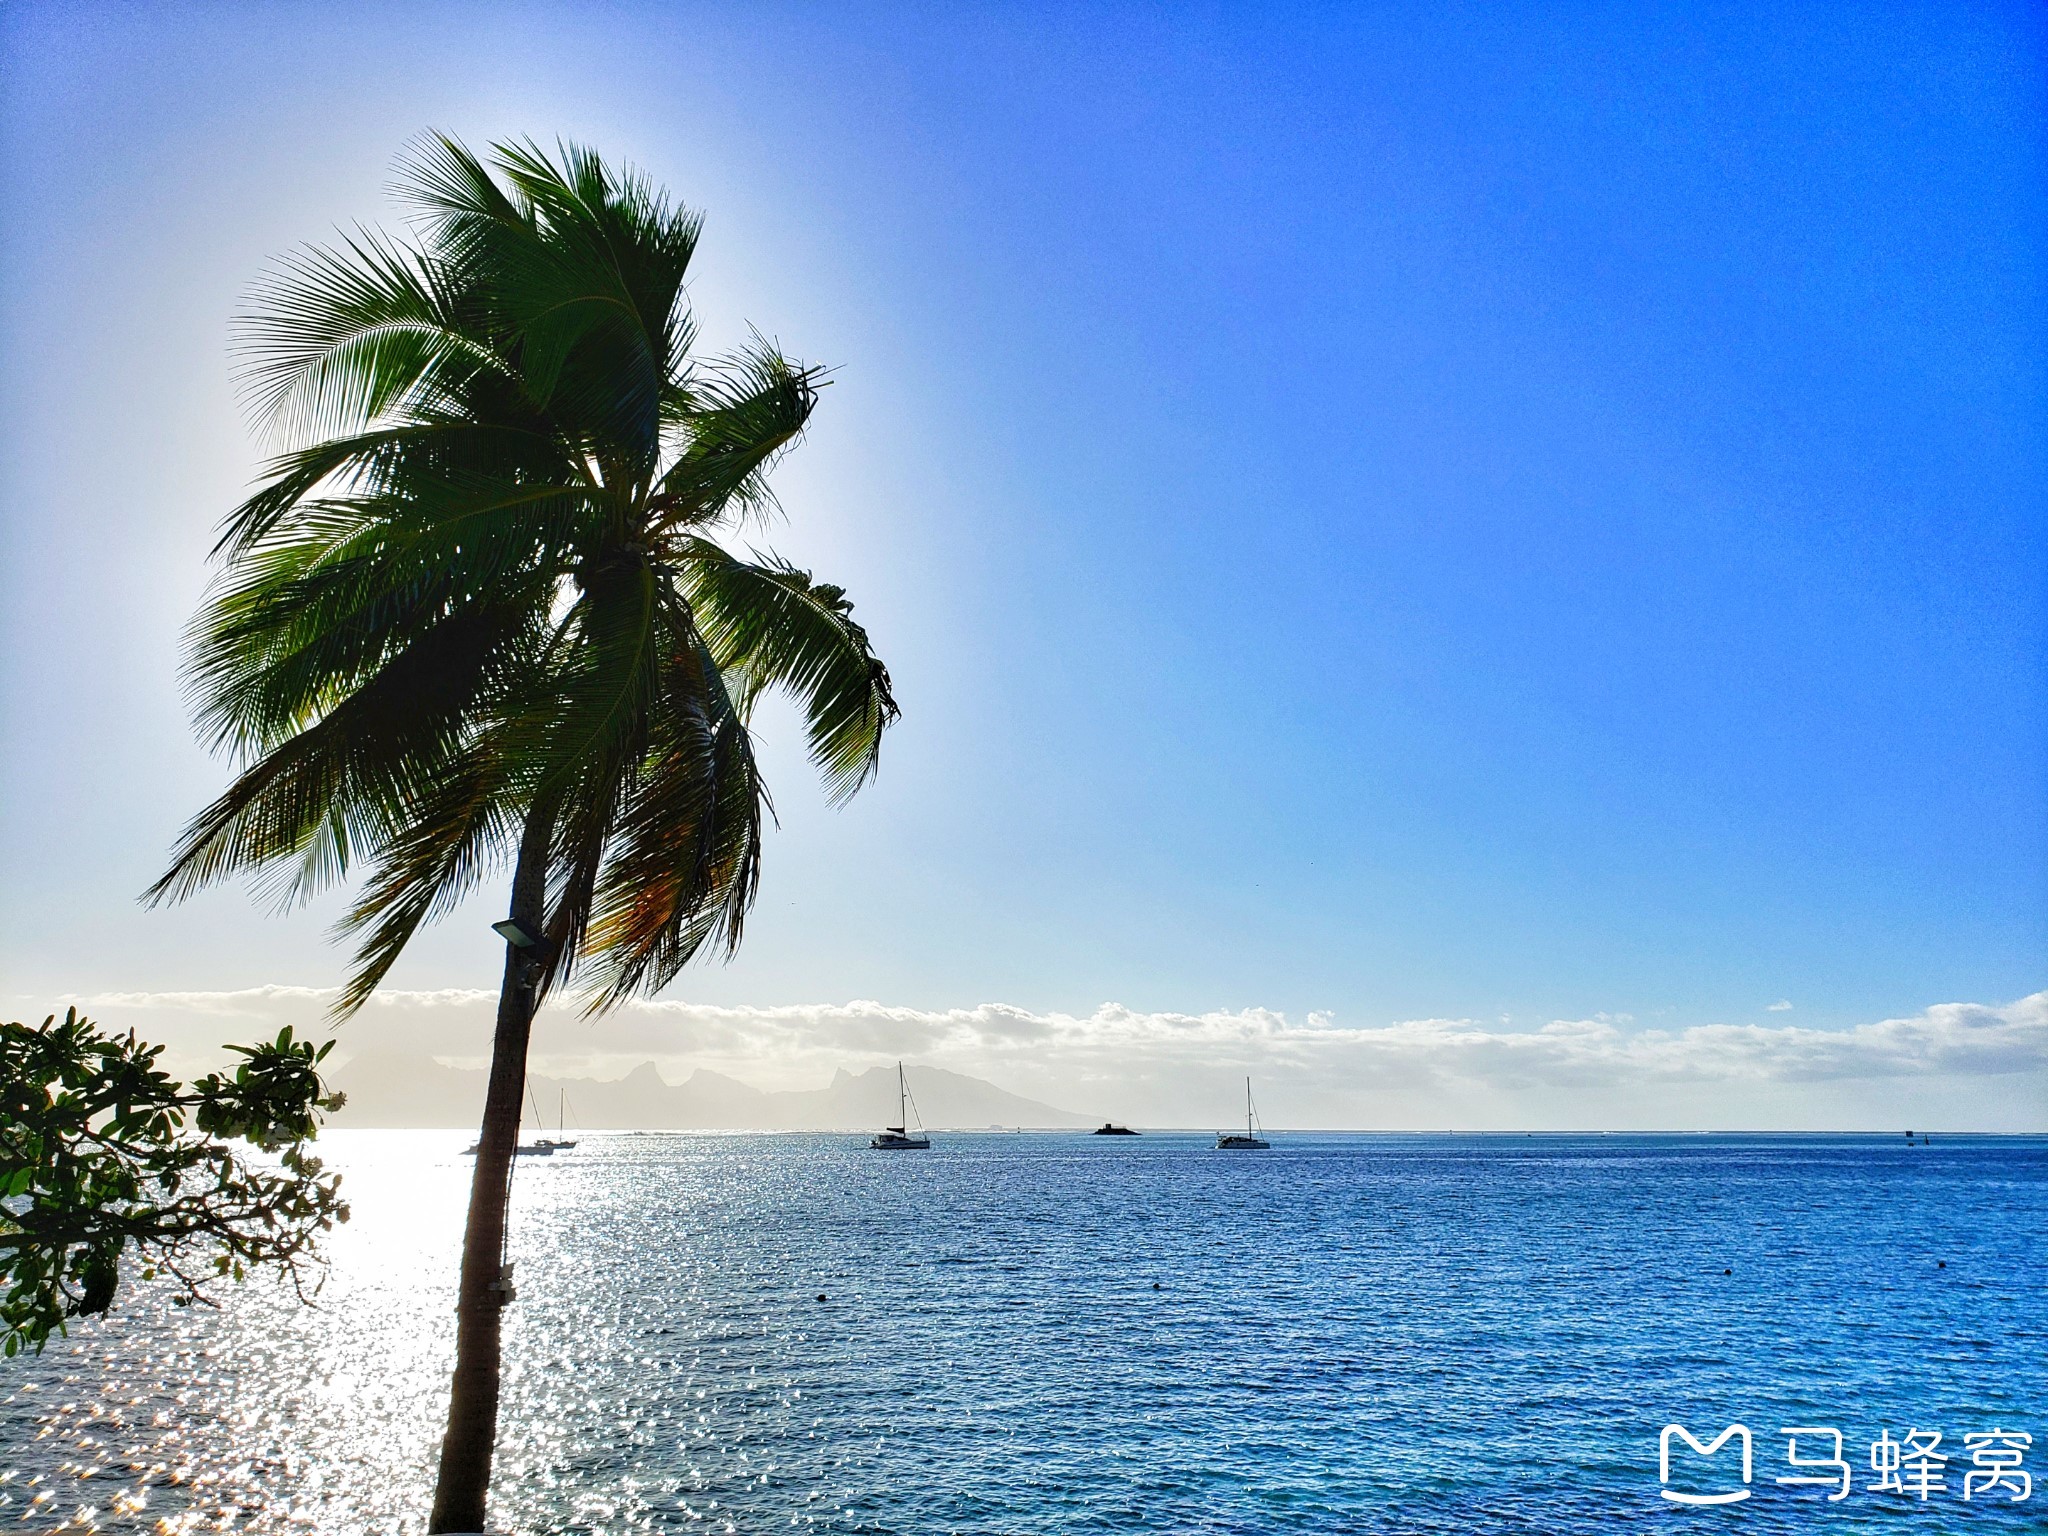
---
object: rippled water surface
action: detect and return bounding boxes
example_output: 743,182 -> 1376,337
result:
5,1131 -> 2044,1533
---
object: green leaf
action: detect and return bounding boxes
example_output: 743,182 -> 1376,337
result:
1,1008 -> 347,1349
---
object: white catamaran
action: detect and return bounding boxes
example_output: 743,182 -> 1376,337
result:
534,1087 -> 578,1151
870,1062 -> 931,1150
1216,1077 -> 1270,1149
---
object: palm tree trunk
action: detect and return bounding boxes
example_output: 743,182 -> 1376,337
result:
428,806 -> 553,1533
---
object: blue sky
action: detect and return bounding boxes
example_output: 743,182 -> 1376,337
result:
1,3 -> 2043,1119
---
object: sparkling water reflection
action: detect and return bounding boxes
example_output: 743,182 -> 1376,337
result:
4,1132 -> 2043,1533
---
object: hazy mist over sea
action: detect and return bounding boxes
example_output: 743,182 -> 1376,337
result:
47,984 -> 2048,1132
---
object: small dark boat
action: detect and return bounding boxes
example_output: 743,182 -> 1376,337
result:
1092,1122 -> 1139,1136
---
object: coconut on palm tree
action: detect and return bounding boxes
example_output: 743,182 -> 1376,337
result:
149,135 -> 897,1532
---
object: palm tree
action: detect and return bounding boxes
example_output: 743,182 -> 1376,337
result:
148,136 -> 897,1532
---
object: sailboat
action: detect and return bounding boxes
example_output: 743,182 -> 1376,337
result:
463,1135 -> 554,1158
534,1087 -> 578,1151
870,1062 -> 932,1150
465,1085 -> 570,1157
1215,1077 -> 1270,1149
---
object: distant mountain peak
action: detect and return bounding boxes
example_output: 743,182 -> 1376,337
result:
681,1066 -> 755,1090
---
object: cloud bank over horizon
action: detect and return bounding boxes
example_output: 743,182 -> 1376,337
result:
36,985 -> 2048,1132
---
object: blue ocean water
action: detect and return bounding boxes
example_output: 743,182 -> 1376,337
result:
4,1131 -> 2043,1533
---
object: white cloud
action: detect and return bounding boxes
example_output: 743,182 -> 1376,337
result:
41,985 -> 2047,1132
1768,1000 -> 1793,1011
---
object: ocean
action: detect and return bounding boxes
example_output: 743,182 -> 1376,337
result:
5,1130 -> 2043,1533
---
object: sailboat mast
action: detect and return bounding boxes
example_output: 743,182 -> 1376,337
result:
1246,1076 -> 1253,1138
899,1062 -> 907,1128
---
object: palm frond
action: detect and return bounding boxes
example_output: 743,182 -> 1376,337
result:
678,539 -> 897,803
394,133 -> 535,271
237,228 -> 506,447
416,136 -> 695,465
147,604 -> 523,907
189,506 -> 568,757
581,621 -> 765,1009
651,336 -> 819,530
213,418 -> 577,558
517,555 -> 668,986
333,746 -> 522,1015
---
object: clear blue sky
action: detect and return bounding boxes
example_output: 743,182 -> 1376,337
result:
2,1 -> 2043,1044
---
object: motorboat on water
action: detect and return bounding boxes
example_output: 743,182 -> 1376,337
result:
870,1062 -> 932,1150
1215,1078 -> 1270,1150
1092,1122 -> 1139,1136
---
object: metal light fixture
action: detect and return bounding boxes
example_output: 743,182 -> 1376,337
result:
491,918 -> 543,950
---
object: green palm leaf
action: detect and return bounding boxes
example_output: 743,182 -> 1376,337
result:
155,133 -> 896,1020
680,539 -> 898,804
